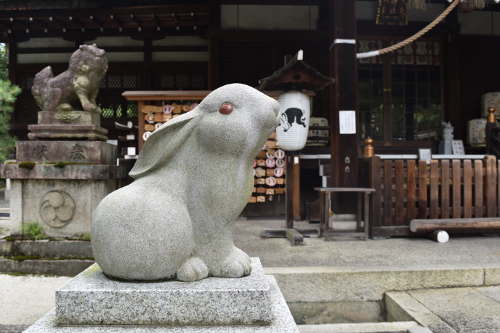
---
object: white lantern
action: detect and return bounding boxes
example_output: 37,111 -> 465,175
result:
276,91 -> 311,153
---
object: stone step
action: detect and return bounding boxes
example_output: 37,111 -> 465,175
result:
0,259 -> 94,276
265,266 -> 499,305
386,286 -> 500,333
0,207 -> 10,220
299,321 -> 431,333
0,239 -> 94,275
1,239 -> 93,258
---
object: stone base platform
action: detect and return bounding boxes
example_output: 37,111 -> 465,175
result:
7,176 -> 122,238
36,111 -> 102,127
27,110 -> 108,141
28,124 -> 108,141
24,258 -> 298,332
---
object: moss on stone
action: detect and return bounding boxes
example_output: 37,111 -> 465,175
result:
18,161 -> 36,170
53,161 -> 92,168
5,255 -> 42,261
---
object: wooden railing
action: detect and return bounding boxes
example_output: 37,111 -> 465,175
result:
364,155 -> 499,238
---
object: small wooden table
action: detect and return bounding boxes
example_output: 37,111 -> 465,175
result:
315,187 -> 375,241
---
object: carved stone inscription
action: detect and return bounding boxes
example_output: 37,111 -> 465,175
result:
39,190 -> 76,228
33,145 -> 48,160
70,144 -> 86,162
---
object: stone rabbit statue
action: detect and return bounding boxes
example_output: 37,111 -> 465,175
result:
91,84 -> 280,281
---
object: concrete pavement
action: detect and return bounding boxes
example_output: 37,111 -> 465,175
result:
0,274 -> 71,332
1,216 -> 500,332
387,285 -> 500,333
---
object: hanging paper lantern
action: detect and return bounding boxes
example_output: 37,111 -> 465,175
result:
276,91 -> 311,153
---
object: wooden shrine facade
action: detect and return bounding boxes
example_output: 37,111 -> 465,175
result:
2,0 -> 500,219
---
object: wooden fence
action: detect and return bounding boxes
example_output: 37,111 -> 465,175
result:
365,155 -> 499,238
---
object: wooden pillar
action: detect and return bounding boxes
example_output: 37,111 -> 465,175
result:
329,0 -> 359,188
286,154 -> 294,228
444,9 -> 462,141
486,107 -> 496,155
293,156 -> 301,221
143,39 -> 152,90
329,0 -> 359,212
7,40 -> 17,84
208,0 -> 221,89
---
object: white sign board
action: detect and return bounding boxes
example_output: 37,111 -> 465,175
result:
452,140 -> 465,155
339,111 -> 356,134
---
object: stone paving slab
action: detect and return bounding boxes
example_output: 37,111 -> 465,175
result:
0,274 -> 71,325
3,217 -> 500,331
387,286 -> 500,333
479,286 -> 500,304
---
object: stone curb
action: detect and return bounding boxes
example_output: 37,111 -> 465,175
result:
385,291 -> 456,333
0,259 -> 94,276
265,266 -> 499,303
1,239 -> 93,258
0,325 -> 29,333
298,321 -> 431,333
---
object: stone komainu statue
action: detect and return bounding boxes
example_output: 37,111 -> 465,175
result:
31,44 -> 108,113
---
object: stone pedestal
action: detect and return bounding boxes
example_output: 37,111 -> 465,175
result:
1,141 -> 126,238
24,258 -> 298,332
28,111 -> 108,141
438,140 -> 452,154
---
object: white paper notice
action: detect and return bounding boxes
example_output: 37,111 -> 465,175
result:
339,111 -> 356,134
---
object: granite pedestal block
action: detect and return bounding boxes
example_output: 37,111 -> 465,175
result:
24,258 -> 298,332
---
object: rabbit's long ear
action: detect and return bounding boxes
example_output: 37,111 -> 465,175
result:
129,109 -> 202,179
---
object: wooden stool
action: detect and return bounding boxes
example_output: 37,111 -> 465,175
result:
315,187 -> 375,241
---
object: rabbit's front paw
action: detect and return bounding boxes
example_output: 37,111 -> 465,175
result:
177,257 -> 209,282
214,248 -> 252,278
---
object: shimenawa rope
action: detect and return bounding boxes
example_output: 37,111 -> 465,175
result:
356,0 -> 460,59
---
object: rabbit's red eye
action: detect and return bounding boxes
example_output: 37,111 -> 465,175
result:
219,103 -> 233,115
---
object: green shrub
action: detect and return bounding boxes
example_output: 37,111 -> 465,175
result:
0,77 -> 21,163
22,221 -> 46,240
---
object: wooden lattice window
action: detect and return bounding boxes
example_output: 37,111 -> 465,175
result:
98,73 -> 141,119
154,72 -> 207,90
358,37 -> 443,145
